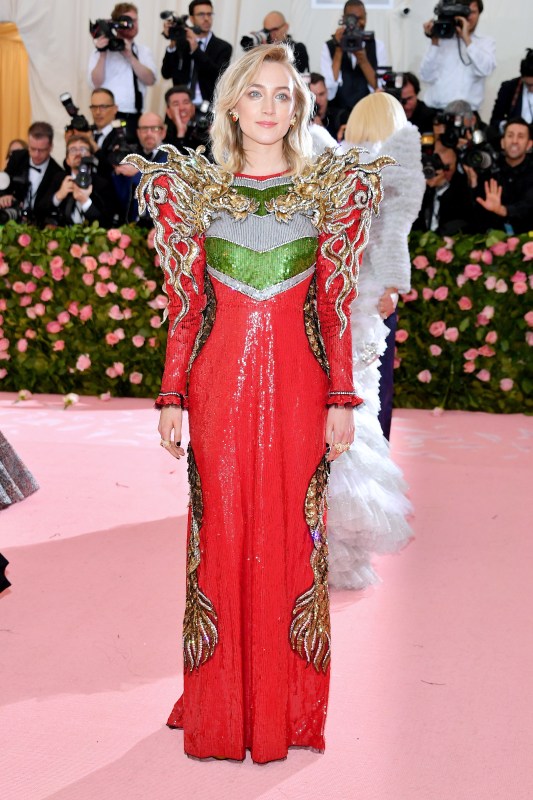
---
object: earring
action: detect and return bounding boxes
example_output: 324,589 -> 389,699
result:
229,109 -> 239,123
289,116 -> 296,129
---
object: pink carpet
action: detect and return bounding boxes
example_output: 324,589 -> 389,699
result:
1,393 -> 532,800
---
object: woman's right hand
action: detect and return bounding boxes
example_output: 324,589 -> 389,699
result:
158,405 -> 185,459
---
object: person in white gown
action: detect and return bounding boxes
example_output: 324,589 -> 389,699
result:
328,92 -> 425,589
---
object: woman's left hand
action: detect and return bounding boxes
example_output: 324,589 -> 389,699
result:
326,405 -> 354,462
378,286 -> 399,320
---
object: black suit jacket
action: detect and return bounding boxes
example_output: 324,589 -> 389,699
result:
47,171 -> 117,228
413,170 -> 473,236
161,34 -> 232,105
2,149 -> 63,226
285,36 -> 309,74
490,77 -> 524,132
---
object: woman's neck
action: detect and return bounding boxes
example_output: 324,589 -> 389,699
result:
241,142 -> 288,176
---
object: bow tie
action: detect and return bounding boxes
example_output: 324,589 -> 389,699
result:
30,165 -> 42,172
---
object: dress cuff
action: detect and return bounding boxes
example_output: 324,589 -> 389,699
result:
155,391 -> 188,409
327,391 -> 363,407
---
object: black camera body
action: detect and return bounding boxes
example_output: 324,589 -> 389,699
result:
459,131 -> 500,176
0,171 -> 30,224
240,30 -> 270,51
420,133 -> 448,179
89,16 -> 133,51
107,121 -> 137,168
434,110 -> 473,149
430,2 -> 472,39
378,68 -> 404,101
340,14 -> 374,54
161,11 -> 202,50
60,93 -> 91,133
74,157 -> 98,190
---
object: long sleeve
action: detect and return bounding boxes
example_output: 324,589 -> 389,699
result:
321,41 -> 339,101
466,35 -> 496,78
315,180 -> 372,406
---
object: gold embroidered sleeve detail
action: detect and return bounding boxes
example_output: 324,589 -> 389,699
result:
123,146 -> 258,329
303,276 -> 329,377
265,147 -> 396,335
183,444 -> 218,671
290,455 -> 331,673
187,269 -> 216,378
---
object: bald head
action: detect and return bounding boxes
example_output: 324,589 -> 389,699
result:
263,11 -> 289,42
137,112 -> 166,153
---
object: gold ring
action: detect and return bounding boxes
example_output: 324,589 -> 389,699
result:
160,439 -> 172,448
333,442 -> 350,454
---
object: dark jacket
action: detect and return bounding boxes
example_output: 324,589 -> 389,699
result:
2,149 -> 63,227
472,154 -> 533,235
47,170 -> 118,228
113,147 -> 169,225
413,170 -> 473,236
285,36 -> 309,74
161,34 -> 232,105
490,77 -> 525,133
326,36 -> 378,113
409,100 -> 438,135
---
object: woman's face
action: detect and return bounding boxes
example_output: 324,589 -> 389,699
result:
234,61 -> 296,150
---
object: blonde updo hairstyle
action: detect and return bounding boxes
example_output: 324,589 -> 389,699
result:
210,43 -> 313,175
344,92 -> 408,146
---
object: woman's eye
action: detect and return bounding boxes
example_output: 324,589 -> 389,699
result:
249,90 -> 261,98
276,93 -> 290,101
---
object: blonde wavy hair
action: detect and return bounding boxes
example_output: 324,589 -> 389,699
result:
210,44 -> 313,175
344,92 -> 408,145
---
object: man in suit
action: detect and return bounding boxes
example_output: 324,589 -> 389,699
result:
0,122 -> 63,226
163,85 -> 211,154
262,11 -> 309,74
413,141 -> 473,235
400,72 -> 437,135
490,49 -> 533,135
161,1 -> 232,107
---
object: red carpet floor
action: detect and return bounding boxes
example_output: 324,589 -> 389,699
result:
1,393 -> 532,800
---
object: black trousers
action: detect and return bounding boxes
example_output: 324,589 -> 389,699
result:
378,310 -> 397,441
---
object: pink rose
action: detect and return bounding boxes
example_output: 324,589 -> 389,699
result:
429,344 -> 442,356
0,300 -> 7,311
154,255 -> 161,267
76,354 -> 91,371
17,339 -> 28,353
108,304 -> 124,321
524,311 -> 533,327
57,311 -> 70,325
53,340 -> 65,352
98,251 -> 110,265
413,255 -> 429,270
0,263 -> 8,277
476,314 -> 490,326
41,287 -> 53,302
25,329 -> 36,339
426,267 -> 437,279
106,332 -> 120,346
464,264 -> 483,280
417,369 -> 432,383
106,366 -> 118,378
129,372 -> 143,384
132,335 -> 145,347
490,241 -> 508,256
133,266 -> 145,279
50,255 -> 64,269
119,234 -> 131,249
401,289 -> 418,302
436,247 -> 454,263
70,244 -> 83,259
121,287 -> 137,301
484,276 -> 497,290
478,345 -> 495,357
456,274 -> 467,288
13,281 -> 26,294
395,329 -> 409,343
25,308 -> 36,320
106,256 -> 117,267
507,237 -> 519,252
144,279 -> 157,293
107,281 -> 118,293
113,361 -> 124,376
511,271 -> 527,283
20,261 -> 32,274
481,305 -> 495,319
19,296 -> 32,307
469,249 -> 482,262
147,229 -> 156,249
463,348 -> 478,361
150,315 -> 162,329
429,321 -> 446,337
114,327 -> 125,340
82,273 -> 94,286
82,256 -> 98,272
500,378 -> 514,392
476,369 -> 491,382
107,228 -> 122,242
121,256 -> 134,269
18,233 -> 31,247
444,327 -> 459,342
68,301 -> 79,316
522,241 -> 533,261
46,321 -> 62,334
513,282 -> 527,295
463,361 -> 476,373
79,305 -> 93,322
95,282 -> 109,298
0,369 -> 7,379
32,265 -> 45,279
112,247 -> 125,260
25,281 -> 36,293
458,296 -> 472,310
148,337 -> 157,347
100,392 -> 112,402
485,331 -> 498,344
481,250 -> 493,265
50,264 -> 65,281
422,287 -> 434,300
98,266 -> 111,279
47,240 -> 59,251
433,286 -> 449,301
526,332 -> 533,346
0,338 -> 9,351
495,279 -> 508,293
123,308 -> 132,319
33,303 -> 46,316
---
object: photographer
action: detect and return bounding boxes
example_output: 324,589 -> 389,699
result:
400,72 -> 437,134
0,122 -> 62,227
161,1 -> 232,107
491,49 -> 533,134
413,139 -> 472,235
163,86 -> 211,154
465,118 -> 533,235
321,1 -> 388,127
420,1 -> 495,112
47,136 -> 117,228
261,12 -> 309,74
88,3 -> 156,142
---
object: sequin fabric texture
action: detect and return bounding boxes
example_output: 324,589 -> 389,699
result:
130,148 -> 383,763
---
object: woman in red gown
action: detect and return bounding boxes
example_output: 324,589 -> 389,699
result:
127,44 -> 390,763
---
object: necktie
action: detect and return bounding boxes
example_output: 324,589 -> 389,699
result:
29,165 -> 41,172
131,44 -> 143,114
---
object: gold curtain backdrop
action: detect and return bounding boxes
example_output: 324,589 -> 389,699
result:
0,23 -> 31,166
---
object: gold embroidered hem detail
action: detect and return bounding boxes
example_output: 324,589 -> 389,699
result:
290,455 -> 331,673
183,444 -> 218,671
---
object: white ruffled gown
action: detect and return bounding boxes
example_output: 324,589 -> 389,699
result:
328,124 -> 426,590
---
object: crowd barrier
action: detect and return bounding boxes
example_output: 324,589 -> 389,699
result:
1,222 -> 532,413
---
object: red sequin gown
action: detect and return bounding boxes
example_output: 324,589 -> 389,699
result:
142,156 -> 377,763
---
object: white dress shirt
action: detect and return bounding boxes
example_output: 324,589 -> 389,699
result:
320,39 -> 389,101
419,32 -> 496,111
520,84 -> 533,125
27,158 -> 49,208
88,42 -> 156,113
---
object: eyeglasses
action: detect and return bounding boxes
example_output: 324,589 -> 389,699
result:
68,147 -> 91,155
89,104 -> 114,111
138,125 -> 164,132
193,11 -> 214,17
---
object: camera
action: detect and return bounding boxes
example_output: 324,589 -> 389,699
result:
89,16 -> 133,51
107,120 -> 137,167
74,157 -> 98,190
420,133 -> 448,179
459,130 -> 500,175
0,172 -> 30,224
240,30 -> 269,51
378,68 -> 404,101
161,11 -> 202,44
434,110 -> 473,149
339,14 -> 374,54
60,93 -> 91,133
429,2 -> 472,39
